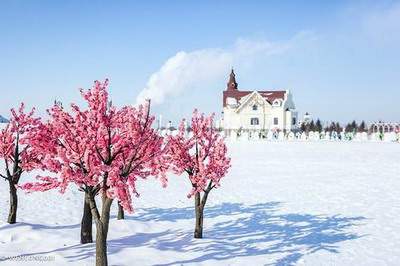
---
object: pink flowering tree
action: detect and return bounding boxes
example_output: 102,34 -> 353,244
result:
79,85 -> 167,222
0,104 -> 42,224
24,100 -> 100,244
21,80 -> 167,266
166,110 -> 231,238
108,104 -> 168,220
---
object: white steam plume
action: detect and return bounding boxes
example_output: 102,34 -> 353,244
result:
136,33 -> 312,105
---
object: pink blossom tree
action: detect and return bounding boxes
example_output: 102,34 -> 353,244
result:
25,100 -> 99,244
0,104 -> 42,224
21,80 -> 167,266
166,110 -> 231,238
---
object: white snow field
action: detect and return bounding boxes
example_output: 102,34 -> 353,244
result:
1,141 -> 400,266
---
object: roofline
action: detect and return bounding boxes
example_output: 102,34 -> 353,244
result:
234,91 -> 271,113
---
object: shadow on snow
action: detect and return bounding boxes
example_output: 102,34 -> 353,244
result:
0,222 -> 79,231
4,202 -> 366,266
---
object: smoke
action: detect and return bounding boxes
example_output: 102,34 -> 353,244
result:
136,33 -> 312,105
136,48 -> 231,105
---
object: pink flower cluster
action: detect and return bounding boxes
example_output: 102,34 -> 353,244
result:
0,103 -> 43,176
166,110 -> 231,197
20,80 -> 167,213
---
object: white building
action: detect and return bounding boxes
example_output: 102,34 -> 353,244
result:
222,70 -> 298,135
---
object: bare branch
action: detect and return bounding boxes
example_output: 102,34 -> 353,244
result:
4,159 -> 11,177
203,180 -> 214,194
0,173 -> 9,181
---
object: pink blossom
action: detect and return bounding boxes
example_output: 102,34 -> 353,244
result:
166,110 -> 231,197
21,80 -> 168,213
0,103 -> 43,181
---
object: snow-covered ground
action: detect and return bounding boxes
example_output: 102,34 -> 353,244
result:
1,141 -> 400,266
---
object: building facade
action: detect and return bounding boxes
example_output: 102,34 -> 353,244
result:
222,70 -> 298,135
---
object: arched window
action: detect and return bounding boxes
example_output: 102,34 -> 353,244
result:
250,118 -> 259,125
273,99 -> 281,106
252,104 -> 258,111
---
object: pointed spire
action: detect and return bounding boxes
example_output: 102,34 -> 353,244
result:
227,69 -> 238,90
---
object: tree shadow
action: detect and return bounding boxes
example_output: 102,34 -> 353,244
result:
140,202 -> 367,265
0,222 -> 79,231
5,202 -> 366,266
0,230 -> 175,263
126,202 -> 256,222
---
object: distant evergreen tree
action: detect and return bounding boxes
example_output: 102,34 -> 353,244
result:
351,120 -> 358,132
309,120 -> 315,132
345,123 -> 352,133
327,122 -> 335,132
315,119 -> 323,133
358,121 -> 366,132
300,122 -> 307,132
335,122 -> 342,132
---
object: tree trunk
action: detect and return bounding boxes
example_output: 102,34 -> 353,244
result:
194,188 -> 212,239
80,191 -> 93,244
7,181 -> 18,224
117,202 -> 124,220
101,197 -> 113,239
95,222 -> 108,266
194,192 -> 204,238
94,197 -> 113,266
88,193 -> 111,266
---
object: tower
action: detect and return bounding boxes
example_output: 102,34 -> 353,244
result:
226,69 -> 238,90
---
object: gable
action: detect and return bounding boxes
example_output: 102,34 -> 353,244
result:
235,91 -> 271,113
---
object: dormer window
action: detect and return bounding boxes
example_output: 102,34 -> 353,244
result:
273,99 -> 282,106
252,104 -> 258,111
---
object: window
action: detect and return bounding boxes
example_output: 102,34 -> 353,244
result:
274,117 -> 279,125
252,104 -> 258,111
250,118 -> 259,125
292,117 -> 297,125
273,100 -> 281,106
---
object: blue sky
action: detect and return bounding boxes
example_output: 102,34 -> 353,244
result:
0,0 -> 399,124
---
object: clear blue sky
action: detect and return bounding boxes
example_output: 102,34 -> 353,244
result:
1,0 -> 399,124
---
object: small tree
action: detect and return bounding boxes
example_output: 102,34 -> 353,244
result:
22,80 -> 167,266
110,104 -> 168,220
300,122 -> 306,132
0,104 -> 41,224
351,120 -> 358,133
315,119 -> 323,133
166,110 -> 231,238
345,121 -> 357,133
328,122 -> 336,132
26,101 -> 96,244
309,120 -> 315,132
335,122 -> 342,132
324,123 -> 331,132
358,121 -> 366,132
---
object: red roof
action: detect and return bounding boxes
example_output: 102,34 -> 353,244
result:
223,90 -> 286,107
